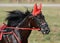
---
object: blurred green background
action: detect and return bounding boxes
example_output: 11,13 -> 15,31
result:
0,7 -> 60,43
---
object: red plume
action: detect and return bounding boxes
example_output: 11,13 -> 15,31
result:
38,3 -> 42,11
32,3 -> 42,16
32,3 -> 38,16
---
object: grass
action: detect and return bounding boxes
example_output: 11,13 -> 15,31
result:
0,0 -> 60,4
0,7 -> 60,43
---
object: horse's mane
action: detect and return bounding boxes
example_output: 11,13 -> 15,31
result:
5,10 -> 31,26
5,10 -> 30,21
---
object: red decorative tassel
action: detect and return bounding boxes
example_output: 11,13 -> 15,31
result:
32,3 -> 42,16
32,3 -> 38,16
38,3 -> 42,11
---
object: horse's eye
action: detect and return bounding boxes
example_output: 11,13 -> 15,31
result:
36,16 -> 40,19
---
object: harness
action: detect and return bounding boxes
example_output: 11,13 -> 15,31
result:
0,15 -> 40,43
0,23 -> 22,43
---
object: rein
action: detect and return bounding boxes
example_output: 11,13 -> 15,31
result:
0,23 -> 40,43
0,23 -> 40,32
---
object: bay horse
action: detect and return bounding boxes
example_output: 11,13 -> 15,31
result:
0,3 -> 50,43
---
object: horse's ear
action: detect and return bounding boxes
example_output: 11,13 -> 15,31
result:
25,8 -> 30,15
39,3 -> 42,11
26,8 -> 30,13
32,3 -> 38,16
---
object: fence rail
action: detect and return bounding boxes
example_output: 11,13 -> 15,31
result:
0,4 -> 60,7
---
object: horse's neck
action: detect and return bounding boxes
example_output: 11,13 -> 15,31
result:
16,15 -> 30,28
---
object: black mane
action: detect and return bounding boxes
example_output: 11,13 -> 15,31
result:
5,10 -> 30,26
6,10 -> 28,20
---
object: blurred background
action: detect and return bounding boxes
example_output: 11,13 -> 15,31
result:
0,0 -> 60,43
0,0 -> 60,4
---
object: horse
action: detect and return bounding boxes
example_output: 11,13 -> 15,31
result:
0,3 -> 50,43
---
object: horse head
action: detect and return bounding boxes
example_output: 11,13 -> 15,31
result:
26,3 -> 50,34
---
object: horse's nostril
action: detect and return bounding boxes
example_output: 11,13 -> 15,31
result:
46,30 -> 50,34
46,30 -> 48,32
